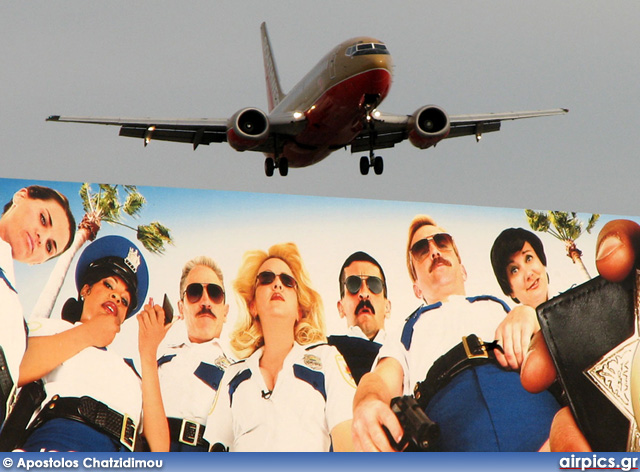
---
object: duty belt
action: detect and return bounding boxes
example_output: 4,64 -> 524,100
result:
167,417 -> 208,448
414,334 -> 502,409
0,347 -> 16,423
32,395 -> 138,451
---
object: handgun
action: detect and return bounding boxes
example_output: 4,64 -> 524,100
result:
384,395 -> 440,451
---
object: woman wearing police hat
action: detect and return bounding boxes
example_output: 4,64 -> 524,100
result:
18,235 -> 166,452
203,242 -> 355,451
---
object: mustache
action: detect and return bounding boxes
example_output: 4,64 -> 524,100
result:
355,299 -> 375,315
430,256 -> 451,272
197,307 -> 216,317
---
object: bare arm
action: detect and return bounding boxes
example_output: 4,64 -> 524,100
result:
352,357 -> 404,451
138,299 -> 171,452
494,304 -> 540,370
19,316 -> 120,386
331,420 -> 354,451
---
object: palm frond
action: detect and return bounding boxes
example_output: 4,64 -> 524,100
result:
122,192 -> 146,218
136,222 -> 174,255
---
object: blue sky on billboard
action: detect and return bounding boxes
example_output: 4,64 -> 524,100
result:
1,177 -> 619,348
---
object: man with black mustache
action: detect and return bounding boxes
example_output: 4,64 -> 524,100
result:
352,215 -> 560,451
328,251 -> 391,384
152,256 -> 234,451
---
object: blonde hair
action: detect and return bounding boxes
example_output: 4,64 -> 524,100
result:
406,214 -> 461,282
231,242 -> 325,358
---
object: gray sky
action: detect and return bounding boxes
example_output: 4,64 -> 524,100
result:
2,1 -> 639,216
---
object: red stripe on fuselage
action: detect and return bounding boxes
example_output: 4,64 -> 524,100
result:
281,68 -> 392,168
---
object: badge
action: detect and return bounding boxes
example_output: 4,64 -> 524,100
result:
214,355 -> 231,370
335,354 -> 357,389
303,354 -> 322,370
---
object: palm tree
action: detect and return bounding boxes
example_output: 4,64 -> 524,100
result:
29,184 -> 173,319
525,209 -> 600,281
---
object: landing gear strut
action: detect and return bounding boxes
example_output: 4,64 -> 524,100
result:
359,112 -> 384,176
264,156 -> 289,177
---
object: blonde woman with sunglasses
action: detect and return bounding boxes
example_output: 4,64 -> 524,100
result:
203,242 -> 356,451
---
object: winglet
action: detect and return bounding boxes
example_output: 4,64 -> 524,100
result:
261,22 -> 285,112
46,115 -> 60,121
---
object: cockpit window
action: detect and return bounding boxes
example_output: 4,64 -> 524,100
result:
345,43 -> 390,57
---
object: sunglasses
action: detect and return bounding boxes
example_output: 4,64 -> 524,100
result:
410,233 -> 454,263
344,275 -> 384,295
256,271 -> 298,289
182,283 -> 225,304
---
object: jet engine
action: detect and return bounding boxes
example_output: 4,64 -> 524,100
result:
226,108 -> 270,151
408,105 -> 450,149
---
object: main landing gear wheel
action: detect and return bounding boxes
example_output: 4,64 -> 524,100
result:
265,158 -> 275,177
264,157 -> 289,177
278,157 -> 289,176
359,156 -> 370,175
359,154 -> 384,175
373,155 -> 384,175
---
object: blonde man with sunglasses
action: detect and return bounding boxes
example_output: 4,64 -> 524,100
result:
149,256 -> 234,451
352,215 -> 560,452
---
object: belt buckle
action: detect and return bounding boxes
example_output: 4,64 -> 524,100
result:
179,419 -> 201,447
120,414 -> 137,451
462,335 -> 488,360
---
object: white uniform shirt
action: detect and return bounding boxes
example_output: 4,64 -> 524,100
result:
157,320 -> 234,425
203,342 -> 356,452
27,318 -> 142,424
0,238 -> 26,385
347,326 -> 387,344
378,295 -> 509,394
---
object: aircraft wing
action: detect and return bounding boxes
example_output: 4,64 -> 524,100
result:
47,111 -> 306,152
47,115 -> 229,149
349,108 -> 568,153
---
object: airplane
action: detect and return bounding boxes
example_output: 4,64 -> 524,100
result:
47,22 -> 568,177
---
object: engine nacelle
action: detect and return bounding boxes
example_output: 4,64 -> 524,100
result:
408,105 -> 450,149
226,108 -> 270,151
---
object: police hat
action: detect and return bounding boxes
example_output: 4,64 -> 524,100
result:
75,235 -> 149,317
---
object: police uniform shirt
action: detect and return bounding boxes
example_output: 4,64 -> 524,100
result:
157,320 -> 234,424
203,342 -> 356,452
378,295 -> 508,393
346,326 -> 387,344
27,318 -> 142,424
0,238 -> 26,385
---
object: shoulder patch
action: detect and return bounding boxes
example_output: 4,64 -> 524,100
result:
335,354 -> 357,389
303,353 -> 322,370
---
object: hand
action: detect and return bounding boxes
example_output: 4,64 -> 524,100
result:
494,304 -> 539,370
520,219 -> 640,451
595,219 -> 640,282
137,298 -> 171,361
82,313 -> 121,348
352,394 -> 402,452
